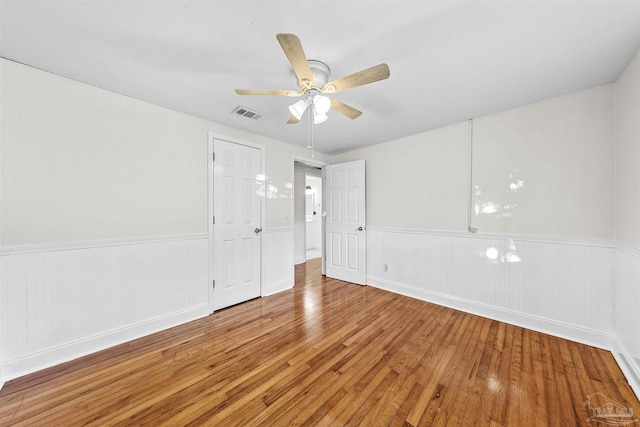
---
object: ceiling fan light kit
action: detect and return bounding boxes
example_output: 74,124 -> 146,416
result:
288,90 -> 331,121
235,33 -> 390,150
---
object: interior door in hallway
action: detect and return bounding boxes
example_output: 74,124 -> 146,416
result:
324,160 -> 366,285
213,139 -> 262,310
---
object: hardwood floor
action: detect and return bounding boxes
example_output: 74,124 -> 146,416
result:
1,258 -> 638,426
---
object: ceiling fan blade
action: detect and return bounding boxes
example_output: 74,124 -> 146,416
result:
323,63 -> 390,94
235,88 -> 301,97
276,33 -> 314,89
331,99 -> 362,120
287,115 -> 300,124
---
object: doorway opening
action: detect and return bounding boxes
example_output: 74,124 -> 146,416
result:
291,157 -> 366,285
305,173 -> 322,261
293,161 -> 323,266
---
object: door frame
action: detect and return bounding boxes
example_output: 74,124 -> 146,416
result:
291,155 -> 328,277
208,131 -> 265,313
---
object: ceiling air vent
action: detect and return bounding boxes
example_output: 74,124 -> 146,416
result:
232,106 -> 263,121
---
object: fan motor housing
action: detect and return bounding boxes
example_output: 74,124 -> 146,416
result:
305,60 -> 330,89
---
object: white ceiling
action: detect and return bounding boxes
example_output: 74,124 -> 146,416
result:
1,1 -> 639,154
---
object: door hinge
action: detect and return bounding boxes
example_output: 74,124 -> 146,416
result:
212,279 -> 216,289
212,216 -> 215,224
212,152 -> 216,162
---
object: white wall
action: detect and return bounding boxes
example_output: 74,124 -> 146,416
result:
365,229 -> 613,343
0,59 -> 329,382
331,122 -> 470,231
613,51 -> 640,384
614,51 -> 640,250
473,85 -> 614,240
0,59 -> 329,244
1,60 -> 208,245
334,85 -> 615,239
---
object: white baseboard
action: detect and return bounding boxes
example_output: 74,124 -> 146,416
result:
611,337 -> 640,398
367,275 -> 615,352
263,278 -> 294,296
2,304 -> 210,383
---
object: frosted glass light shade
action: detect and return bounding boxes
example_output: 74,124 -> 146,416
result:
313,94 -> 331,115
289,99 -> 308,120
313,111 -> 328,124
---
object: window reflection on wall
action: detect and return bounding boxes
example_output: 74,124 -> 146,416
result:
473,168 -> 525,219
482,240 -> 522,264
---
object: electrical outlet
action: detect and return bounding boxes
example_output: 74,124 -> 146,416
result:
383,263 -> 388,273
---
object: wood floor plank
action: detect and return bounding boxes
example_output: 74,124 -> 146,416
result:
453,325 -> 488,424
404,312 -> 474,426
388,380 -> 425,427
0,258 -> 638,426
421,315 -> 484,426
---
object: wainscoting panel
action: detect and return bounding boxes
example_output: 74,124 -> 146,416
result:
613,245 -> 640,393
366,227 -> 615,348
0,235 -> 210,381
262,227 -> 294,296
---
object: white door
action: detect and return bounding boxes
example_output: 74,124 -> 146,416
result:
213,139 -> 262,310
324,160 -> 366,285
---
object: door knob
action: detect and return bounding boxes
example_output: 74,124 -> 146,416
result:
357,226 -> 364,231
254,227 -> 262,234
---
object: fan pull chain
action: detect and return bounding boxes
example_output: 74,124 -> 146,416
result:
307,97 -> 315,158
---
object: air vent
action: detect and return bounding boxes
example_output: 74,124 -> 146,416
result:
232,106 -> 263,120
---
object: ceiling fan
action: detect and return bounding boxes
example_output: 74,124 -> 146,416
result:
235,33 -> 390,125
